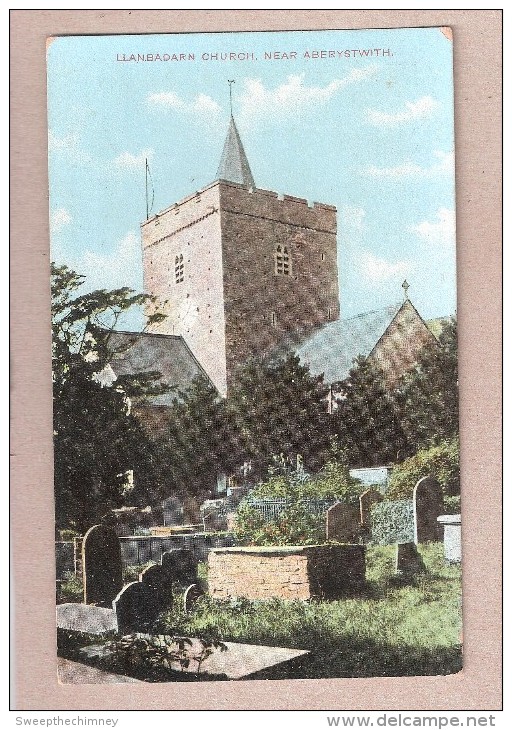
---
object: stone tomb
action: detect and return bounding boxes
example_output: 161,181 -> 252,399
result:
325,502 -> 361,543
437,514 -> 462,563
413,476 -> 444,544
82,525 -> 123,607
208,545 -> 366,601
395,542 -> 426,577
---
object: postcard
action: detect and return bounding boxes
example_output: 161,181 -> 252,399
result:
48,27 -> 461,684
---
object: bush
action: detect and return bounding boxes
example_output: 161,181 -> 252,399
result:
233,502 -> 325,546
386,439 -> 460,501
57,571 -> 83,603
249,459 -> 364,505
370,500 -> 414,545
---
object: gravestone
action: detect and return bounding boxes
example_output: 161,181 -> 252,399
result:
161,548 -> 199,584
138,563 -> 174,614
413,477 -> 444,544
113,581 -> 161,635
395,542 -> 426,576
183,583 -> 205,613
326,503 -> 360,543
359,488 -> 383,527
82,525 -> 123,607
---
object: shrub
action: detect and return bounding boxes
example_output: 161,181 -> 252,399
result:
57,571 -> 83,603
386,439 -> 460,501
233,502 -> 325,546
370,500 -> 414,545
249,459 -> 364,504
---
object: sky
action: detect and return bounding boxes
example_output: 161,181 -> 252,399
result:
47,28 -> 456,330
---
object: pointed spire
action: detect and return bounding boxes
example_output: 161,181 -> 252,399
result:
216,114 -> 255,189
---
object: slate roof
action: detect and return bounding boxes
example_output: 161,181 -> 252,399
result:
216,115 -> 256,189
296,303 -> 404,384
107,331 -> 213,406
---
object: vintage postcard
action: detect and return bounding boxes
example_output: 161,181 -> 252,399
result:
48,27 -> 460,684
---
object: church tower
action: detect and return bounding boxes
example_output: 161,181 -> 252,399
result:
141,114 -> 340,396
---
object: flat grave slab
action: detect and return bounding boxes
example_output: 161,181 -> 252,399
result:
58,658 -> 142,684
79,636 -> 309,680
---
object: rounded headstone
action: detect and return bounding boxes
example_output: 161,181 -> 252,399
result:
82,524 -> 123,607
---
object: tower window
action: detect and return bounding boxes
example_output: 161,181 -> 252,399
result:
275,244 -> 291,276
175,254 -> 184,284
271,311 -> 277,327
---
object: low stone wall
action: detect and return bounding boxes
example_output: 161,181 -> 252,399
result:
208,545 -> 365,601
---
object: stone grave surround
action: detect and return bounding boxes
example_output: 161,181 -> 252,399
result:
413,476 -> 444,544
208,545 -> 366,601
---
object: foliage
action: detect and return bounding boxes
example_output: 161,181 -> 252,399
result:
386,438 -> 460,501
233,502 -> 325,546
57,571 -> 83,603
233,451 -> 366,546
395,318 -> 459,450
443,495 -> 461,514
157,376 -> 237,500
369,500 -> 414,546
52,263 -> 169,531
105,633 -> 227,677
226,355 -> 332,477
159,544 -> 462,678
332,357 -> 409,467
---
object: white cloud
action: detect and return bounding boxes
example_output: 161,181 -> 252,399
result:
362,150 -> 454,179
410,207 -> 456,247
50,208 -> 72,234
48,130 -> 91,163
147,91 -> 221,119
365,95 -> 439,127
74,232 -> 143,293
340,205 -> 366,231
360,252 -> 413,283
112,148 -> 154,172
238,68 -> 377,127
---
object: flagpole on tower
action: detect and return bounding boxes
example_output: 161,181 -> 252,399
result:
145,158 -> 149,220
228,79 -> 235,116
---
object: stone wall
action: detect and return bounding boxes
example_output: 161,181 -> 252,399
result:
208,545 -> 365,601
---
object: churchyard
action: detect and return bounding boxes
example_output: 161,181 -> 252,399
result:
56,471 -> 462,683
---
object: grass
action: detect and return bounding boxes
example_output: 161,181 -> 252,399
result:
155,544 -> 462,678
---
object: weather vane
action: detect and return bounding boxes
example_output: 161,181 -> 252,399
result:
228,79 -> 235,115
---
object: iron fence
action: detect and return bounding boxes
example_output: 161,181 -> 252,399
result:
243,498 -> 336,523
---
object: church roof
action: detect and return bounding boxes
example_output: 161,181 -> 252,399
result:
107,330 -> 214,406
296,302 -> 404,384
216,115 -> 255,189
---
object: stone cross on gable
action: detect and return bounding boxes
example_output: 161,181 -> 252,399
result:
402,279 -> 410,300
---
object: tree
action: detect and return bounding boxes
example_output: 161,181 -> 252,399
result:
394,318 -> 458,450
156,376 -> 237,501
332,356 -> 409,467
51,263 -> 168,531
225,354 -> 332,477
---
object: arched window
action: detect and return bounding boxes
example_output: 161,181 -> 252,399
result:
275,244 -> 291,276
175,254 -> 184,284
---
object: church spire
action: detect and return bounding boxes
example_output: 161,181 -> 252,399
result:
216,85 -> 255,189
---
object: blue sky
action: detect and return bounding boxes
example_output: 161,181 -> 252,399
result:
48,28 -> 456,330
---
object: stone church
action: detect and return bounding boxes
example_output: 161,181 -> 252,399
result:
110,114 -> 442,422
